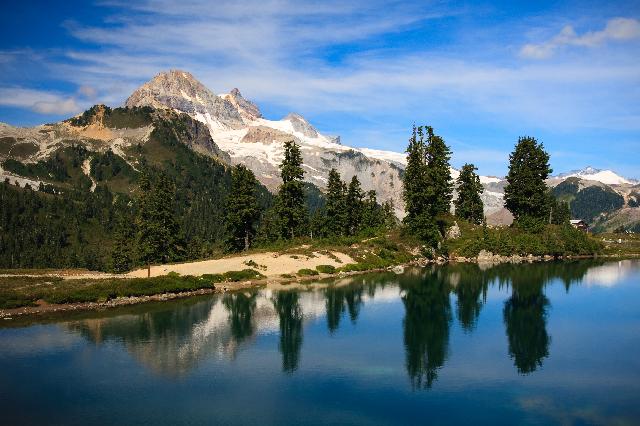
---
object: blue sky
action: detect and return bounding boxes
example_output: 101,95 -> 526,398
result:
1,0 -> 639,178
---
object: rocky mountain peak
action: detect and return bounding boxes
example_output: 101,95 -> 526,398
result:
221,88 -> 262,122
284,112 -> 319,138
126,70 -> 244,130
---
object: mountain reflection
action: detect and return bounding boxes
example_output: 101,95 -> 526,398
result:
63,261 -> 607,382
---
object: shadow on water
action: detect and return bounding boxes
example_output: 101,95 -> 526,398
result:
20,259 -> 630,385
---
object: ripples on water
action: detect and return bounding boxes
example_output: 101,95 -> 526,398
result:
1,260 -> 639,425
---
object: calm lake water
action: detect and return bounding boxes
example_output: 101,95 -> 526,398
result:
1,260 -> 639,425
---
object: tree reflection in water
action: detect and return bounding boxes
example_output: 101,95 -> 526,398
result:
272,291 -> 303,373
223,292 -> 257,343
453,264 -> 490,333
400,268 -> 452,389
324,283 -> 366,333
502,267 -> 550,374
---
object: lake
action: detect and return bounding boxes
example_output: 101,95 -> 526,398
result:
1,260 -> 639,425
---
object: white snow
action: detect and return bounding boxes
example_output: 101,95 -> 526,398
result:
480,176 -> 502,184
560,167 -> 634,185
82,159 -> 97,192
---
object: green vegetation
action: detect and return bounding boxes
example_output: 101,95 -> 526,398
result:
0,268 -> 267,309
297,268 -> 319,276
275,141 -> 308,239
454,163 -> 484,225
67,105 -> 153,128
316,264 -> 337,274
444,222 -> 601,258
311,168 -> 394,239
0,274 -> 214,309
503,136 -> 552,226
552,178 -> 625,222
402,125 -> 452,245
225,165 -> 261,251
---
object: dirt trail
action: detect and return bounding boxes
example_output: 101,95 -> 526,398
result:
126,251 -> 354,278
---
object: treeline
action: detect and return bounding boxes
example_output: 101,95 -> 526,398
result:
400,126 -> 599,256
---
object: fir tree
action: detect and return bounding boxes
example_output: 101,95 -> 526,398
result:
454,163 -> 484,224
403,126 -> 428,224
361,190 -> 380,230
111,212 -> 134,273
550,197 -> 571,225
402,126 -> 442,245
345,175 -> 364,235
425,126 -> 453,216
225,165 -> 261,251
136,172 -> 182,277
276,141 -> 308,239
504,136 -> 552,224
324,168 -> 347,236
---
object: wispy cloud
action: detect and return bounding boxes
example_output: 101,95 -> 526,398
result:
0,0 -> 638,176
520,17 -> 640,59
0,88 -> 81,115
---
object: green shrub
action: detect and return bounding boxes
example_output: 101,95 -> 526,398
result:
316,264 -> 336,274
297,268 -> 319,276
222,269 -> 265,282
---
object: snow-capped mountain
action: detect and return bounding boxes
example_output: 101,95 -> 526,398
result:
125,70 -> 507,217
556,166 -> 636,185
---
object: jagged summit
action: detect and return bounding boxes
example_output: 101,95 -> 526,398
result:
220,88 -> 262,122
126,70 -> 244,129
283,112 -> 319,138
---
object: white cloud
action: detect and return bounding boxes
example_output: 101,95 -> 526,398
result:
0,87 -> 81,115
77,85 -> 97,98
520,17 -> 640,59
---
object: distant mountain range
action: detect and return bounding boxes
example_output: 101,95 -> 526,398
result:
1,69 -> 638,231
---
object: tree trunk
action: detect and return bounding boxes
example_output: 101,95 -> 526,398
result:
147,263 -> 150,278
244,230 -> 250,251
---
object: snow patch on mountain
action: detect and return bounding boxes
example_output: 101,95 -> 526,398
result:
557,167 -> 634,185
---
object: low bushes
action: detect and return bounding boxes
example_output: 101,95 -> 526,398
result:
315,265 -> 336,274
445,223 -> 602,258
297,268 -> 319,276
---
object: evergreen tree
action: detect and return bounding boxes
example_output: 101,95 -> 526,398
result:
425,126 -> 453,216
225,165 -> 261,251
276,141 -> 308,239
403,126 -> 428,224
361,190 -> 380,230
504,136 -> 552,224
323,168 -> 347,236
454,163 -> 484,224
345,175 -> 364,235
111,212 -> 135,273
402,126 -> 441,245
136,172 -> 182,277
550,197 -> 571,225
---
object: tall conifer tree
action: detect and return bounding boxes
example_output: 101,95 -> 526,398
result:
324,168 -> 347,236
425,126 -> 453,216
454,163 -> 484,224
226,165 -> 261,251
276,141 -> 308,239
504,136 -> 552,224
345,176 -> 364,235
136,172 -> 182,277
